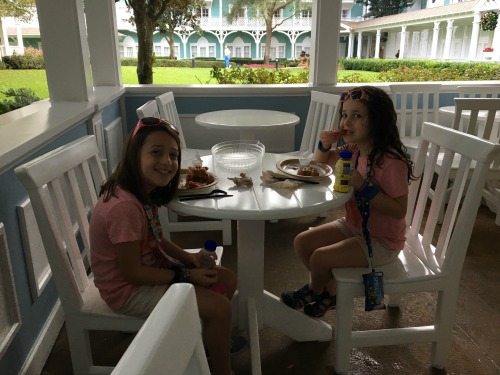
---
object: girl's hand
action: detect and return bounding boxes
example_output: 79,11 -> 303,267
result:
189,251 -> 201,268
189,267 -> 218,287
319,129 -> 343,149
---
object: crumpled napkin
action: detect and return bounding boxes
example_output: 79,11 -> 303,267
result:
260,170 -> 304,190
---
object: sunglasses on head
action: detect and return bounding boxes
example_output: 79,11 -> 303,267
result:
340,89 -> 370,103
131,117 -> 179,140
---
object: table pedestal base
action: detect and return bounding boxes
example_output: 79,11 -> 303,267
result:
234,220 -> 332,374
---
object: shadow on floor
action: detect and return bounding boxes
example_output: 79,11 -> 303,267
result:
42,206 -> 500,375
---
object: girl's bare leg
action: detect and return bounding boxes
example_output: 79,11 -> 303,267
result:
294,223 -> 367,295
196,286 -> 232,375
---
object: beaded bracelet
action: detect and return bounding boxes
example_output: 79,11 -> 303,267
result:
172,267 -> 191,283
317,140 -> 332,153
357,179 -> 380,201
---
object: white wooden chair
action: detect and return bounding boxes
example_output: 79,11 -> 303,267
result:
434,98 -> 500,225
136,99 -> 160,119
111,283 -> 210,375
332,122 -> 500,374
291,90 -> 341,158
389,83 -> 441,160
14,136 -> 145,375
457,85 -> 500,99
155,91 -> 212,164
139,92 -> 232,245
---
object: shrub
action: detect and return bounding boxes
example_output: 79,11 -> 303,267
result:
0,88 -> 41,115
1,47 -> 44,69
210,66 -> 309,84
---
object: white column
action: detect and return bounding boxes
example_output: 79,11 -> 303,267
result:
310,0 -> 341,86
0,19 -> 9,57
430,21 -> 440,60
356,32 -> 363,58
36,0 -> 93,101
443,19 -> 454,60
348,31 -> 354,58
399,26 -> 407,58
16,26 -> 23,52
85,0 -> 122,86
492,19 -> 500,61
375,29 -> 381,59
468,11 -> 481,60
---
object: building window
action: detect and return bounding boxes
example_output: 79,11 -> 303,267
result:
301,9 -> 312,18
196,8 -> 209,17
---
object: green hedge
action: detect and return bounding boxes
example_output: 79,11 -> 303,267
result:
1,47 -> 44,69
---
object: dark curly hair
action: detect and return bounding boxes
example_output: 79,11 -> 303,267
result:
338,85 -> 417,182
99,118 -> 182,206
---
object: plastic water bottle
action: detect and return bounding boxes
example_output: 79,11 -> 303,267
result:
199,239 -> 218,269
333,150 -> 353,193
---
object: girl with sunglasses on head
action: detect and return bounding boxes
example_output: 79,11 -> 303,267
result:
281,86 -> 416,317
90,117 -> 239,375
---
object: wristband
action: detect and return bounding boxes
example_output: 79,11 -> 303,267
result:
317,140 -> 332,153
357,179 -> 380,201
172,267 -> 191,283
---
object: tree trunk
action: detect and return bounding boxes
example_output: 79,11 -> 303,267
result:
135,11 -> 155,84
169,29 -> 175,59
264,21 -> 273,65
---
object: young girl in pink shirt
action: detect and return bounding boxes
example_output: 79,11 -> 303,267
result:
281,86 -> 416,318
90,117 -> 238,375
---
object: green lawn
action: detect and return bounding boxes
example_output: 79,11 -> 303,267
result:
0,67 -> 380,100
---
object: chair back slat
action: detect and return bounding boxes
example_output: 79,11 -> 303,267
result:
390,83 -> 441,138
156,92 -> 186,148
136,100 -> 160,119
299,91 -> 340,155
15,136 -> 106,313
408,122 -> 500,275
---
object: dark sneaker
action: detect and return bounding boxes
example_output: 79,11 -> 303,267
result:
303,291 -> 336,317
280,283 -> 316,310
230,335 -> 247,355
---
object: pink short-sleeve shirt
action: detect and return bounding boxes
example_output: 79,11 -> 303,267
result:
344,153 -> 409,251
90,186 -> 158,310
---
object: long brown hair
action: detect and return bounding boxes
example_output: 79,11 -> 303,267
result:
99,119 -> 182,206
338,86 -> 417,182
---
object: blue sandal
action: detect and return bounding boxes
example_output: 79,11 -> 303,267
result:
303,291 -> 336,317
280,284 -> 316,310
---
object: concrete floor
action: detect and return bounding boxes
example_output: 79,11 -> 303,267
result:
41,205 -> 500,375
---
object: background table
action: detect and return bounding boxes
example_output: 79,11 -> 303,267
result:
169,154 -> 352,374
195,109 -> 300,140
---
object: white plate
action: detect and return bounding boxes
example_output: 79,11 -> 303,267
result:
177,172 -> 219,195
276,159 -> 332,181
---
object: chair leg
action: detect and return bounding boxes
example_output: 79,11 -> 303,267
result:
66,324 -> 93,375
221,220 -> 232,246
431,288 -> 459,369
334,286 -> 355,375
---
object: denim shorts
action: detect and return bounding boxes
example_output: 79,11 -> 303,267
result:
333,217 -> 401,267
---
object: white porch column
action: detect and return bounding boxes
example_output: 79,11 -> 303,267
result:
492,20 -> 500,60
399,26 -> 407,58
348,31 -> 354,58
468,11 -> 481,60
16,26 -> 23,52
443,19 -> 454,60
310,0 -> 341,86
36,0 -> 93,102
374,29 -> 381,59
85,0 -> 122,86
356,32 -> 363,58
0,20 -> 9,57
430,21 -> 440,60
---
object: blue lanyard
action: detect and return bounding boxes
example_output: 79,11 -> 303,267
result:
354,154 -> 375,265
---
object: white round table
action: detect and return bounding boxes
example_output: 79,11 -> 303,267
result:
169,153 -> 352,374
195,109 -> 300,140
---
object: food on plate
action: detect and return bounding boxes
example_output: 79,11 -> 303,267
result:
297,166 -> 320,176
179,165 -> 216,189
